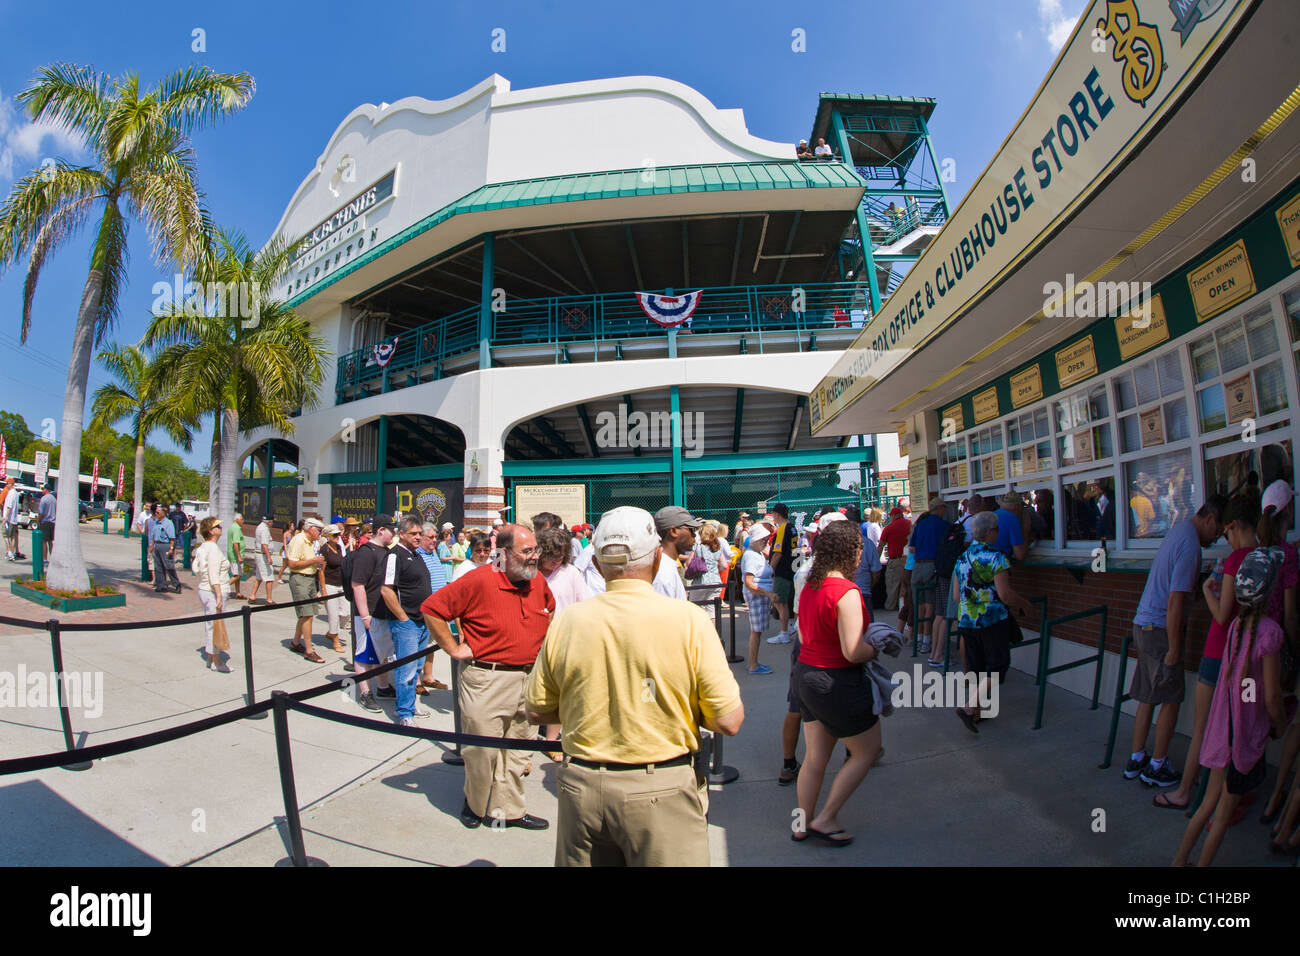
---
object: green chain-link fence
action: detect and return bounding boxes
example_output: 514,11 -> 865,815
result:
508,464 -> 907,527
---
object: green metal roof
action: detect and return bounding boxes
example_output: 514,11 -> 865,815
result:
288,160 -> 864,308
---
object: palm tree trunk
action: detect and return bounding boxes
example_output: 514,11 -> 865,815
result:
208,413 -> 221,521
217,407 -> 239,557
45,270 -> 100,592
132,436 -> 145,531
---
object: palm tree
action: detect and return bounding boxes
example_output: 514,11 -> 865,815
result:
0,64 -> 254,591
88,342 -> 197,525
145,227 -> 329,554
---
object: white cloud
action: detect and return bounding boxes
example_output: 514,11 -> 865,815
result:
1038,0 -> 1083,53
0,88 -> 87,181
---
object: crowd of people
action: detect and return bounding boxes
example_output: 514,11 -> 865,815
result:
138,477 -> 1300,867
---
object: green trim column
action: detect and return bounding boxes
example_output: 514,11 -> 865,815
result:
920,114 -> 952,218
375,416 -> 389,514
670,385 -> 684,505
263,439 -> 273,519
831,111 -> 882,314
479,233 -> 495,369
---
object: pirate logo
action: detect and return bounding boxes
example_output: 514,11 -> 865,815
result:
562,305 -> 589,331
1096,0 -> 1165,108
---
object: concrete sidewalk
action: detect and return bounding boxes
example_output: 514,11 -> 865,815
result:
0,524 -> 1293,866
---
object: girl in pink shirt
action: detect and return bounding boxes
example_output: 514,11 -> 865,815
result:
1174,547 -> 1287,866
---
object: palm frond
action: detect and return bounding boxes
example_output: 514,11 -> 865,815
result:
155,66 -> 255,137
89,200 -> 130,344
16,63 -> 110,151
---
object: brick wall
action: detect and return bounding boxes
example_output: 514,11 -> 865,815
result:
1008,564 -> 1212,673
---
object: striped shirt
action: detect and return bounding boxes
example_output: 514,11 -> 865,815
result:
421,566 -> 554,667
416,546 -> 449,594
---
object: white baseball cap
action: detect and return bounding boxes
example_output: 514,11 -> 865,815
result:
492,518 -> 504,527
442,521 -> 455,530
819,512 -> 848,532
592,507 -> 660,565
304,517 -> 325,530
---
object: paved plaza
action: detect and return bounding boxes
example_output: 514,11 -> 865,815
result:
0,522 -> 1290,867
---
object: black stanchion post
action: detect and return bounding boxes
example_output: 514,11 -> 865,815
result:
442,638 -> 464,766
706,728 -> 739,786
270,691 -> 326,867
241,604 -> 266,720
140,531 -> 150,583
724,589 -> 743,664
48,620 -> 92,771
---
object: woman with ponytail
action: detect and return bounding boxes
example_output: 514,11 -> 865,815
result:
1173,547 -> 1287,866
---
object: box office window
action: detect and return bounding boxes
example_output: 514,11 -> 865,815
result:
1203,429 -> 1293,504
1062,473 -> 1118,543
1125,449 -> 1195,540
1116,353 -> 1188,453
938,434 -> 968,491
1008,407 -> 1051,477
1191,306 -> 1286,434
1055,384 -> 1112,467
966,425 -> 1003,485
1285,286 -> 1300,343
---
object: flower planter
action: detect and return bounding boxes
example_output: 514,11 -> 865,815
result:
9,580 -> 126,613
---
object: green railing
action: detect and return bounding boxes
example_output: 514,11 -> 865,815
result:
1032,605 -> 1109,731
862,194 -> 947,247
334,281 -> 871,403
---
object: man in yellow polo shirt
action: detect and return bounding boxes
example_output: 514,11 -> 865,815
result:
526,506 -> 744,866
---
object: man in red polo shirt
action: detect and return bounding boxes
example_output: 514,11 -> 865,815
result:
422,524 -> 555,831
879,506 -> 912,611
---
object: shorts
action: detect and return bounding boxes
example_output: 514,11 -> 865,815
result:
793,660 -> 878,739
4,522 -> 16,536
773,576 -> 794,607
1197,654 -> 1222,688
254,553 -> 274,581
959,617 -> 1013,678
911,560 -> 937,594
748,593 -> 771,633
287,573 -> 321,618
1226,754 -> 1266,795
353,615 -> 395,665
39,521 -> 54,544
937,577 -> 957,621
1128,623 -> 1186,706
787,638 -> 803,715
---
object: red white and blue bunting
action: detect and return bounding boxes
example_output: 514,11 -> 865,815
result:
370,336 -> 399,368
636,291 -> 702,329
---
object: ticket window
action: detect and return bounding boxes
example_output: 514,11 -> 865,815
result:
1062,472 -> 1117,545
1124,448 -> 1195,541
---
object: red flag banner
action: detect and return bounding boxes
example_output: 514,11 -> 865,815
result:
0,437 -> 6,481
117,463 -> 125,498
91,458 -> 99,499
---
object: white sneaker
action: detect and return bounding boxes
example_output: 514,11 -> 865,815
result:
768,631 -> 792,644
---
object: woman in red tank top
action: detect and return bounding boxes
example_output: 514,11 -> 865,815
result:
791,521 -> 882,848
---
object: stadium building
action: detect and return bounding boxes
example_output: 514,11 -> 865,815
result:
237,73 -> 952,530
810,0 -> 1300,742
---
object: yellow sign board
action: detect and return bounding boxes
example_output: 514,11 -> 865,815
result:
1188,239 -> 1256,322
956,462 -> 969,487
1277,191 -> 1300,268
1055,335 -> 1098,389
941,403 -> 965,434
1010,365 -> 1043,408
1115,293 -> 1170,360
973,387 -> 1000,424
908,458 -> 928,508
808,0 -> 1255,434
991,453 -> 1005,481
896,421 -> 909,452
514,484 -> 586,529
1022,445 -> 1038,474
1074,428 -> 1094,464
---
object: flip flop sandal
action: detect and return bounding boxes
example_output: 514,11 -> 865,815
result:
1152,793 -> 1189,810
544,750 -> 563,762
290,643 -> 305,655
804,827 -> 854,847
303,651 -> 326,664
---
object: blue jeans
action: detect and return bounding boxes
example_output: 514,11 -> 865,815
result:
388,618 -> 429,720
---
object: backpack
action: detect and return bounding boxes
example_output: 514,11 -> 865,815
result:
935,519 -> 967,579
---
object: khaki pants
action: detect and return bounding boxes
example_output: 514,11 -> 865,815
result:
459,665 -> 534,820
884,557 -> 903,610
556,761 -> 709,867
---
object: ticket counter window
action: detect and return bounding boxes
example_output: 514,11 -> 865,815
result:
1285,286 -> 1300,342
1008,407 -> 1051,477
1116,352 -> 1188,453
1063,475 -> 1117,542
1055,384 -> 1111,467
1191,306 -> 1286,434
1125,449 -> 1194,540
1203,435 -> 1293,504
966,425 -> 1003,485
938,434 -> 968,491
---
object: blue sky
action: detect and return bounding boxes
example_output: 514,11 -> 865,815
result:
0,0 -> 1084,469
